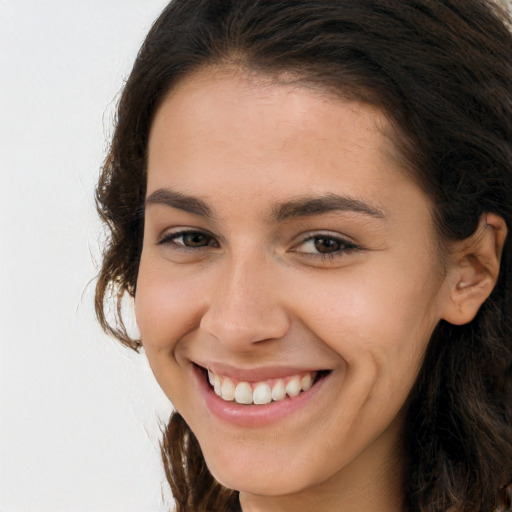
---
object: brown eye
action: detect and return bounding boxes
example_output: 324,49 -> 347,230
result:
158,230 -> 218,249
313,237 -> 342,254
181,232 -> 213,247
292,233 -> 359,260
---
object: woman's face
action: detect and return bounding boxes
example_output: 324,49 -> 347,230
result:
136,69 -> 454,504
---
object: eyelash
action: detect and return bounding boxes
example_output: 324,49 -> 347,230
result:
293,233 -> 360,259
157,229 -> 361,260
157,230 -> 218,250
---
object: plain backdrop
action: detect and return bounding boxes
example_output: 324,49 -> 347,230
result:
0,1 -> 174,511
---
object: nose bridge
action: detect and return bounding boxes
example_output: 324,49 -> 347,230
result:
200,246 -> 290,347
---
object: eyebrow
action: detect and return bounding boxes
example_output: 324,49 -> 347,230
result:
144,188 -> 385,221
145,189 -> 213,218
273,193 -> 385,221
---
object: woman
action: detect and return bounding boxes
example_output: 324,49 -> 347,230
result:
95,1 -> 512,511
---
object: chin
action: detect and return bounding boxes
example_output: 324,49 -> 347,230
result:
208,461 -> 308,497
197,435 -> 333,498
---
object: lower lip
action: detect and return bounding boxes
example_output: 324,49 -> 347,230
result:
192,365 -> 330,428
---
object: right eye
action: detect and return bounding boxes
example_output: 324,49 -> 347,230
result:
158,230 -> 218,249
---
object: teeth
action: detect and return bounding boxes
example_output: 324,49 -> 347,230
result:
234,382 -> 253,405
208,370 -> 318,405
221,378 -> 236,401
212,374 -> 221,396
271,379 -> 286,401
285,377 -> 301,397
301,374 -> 313,391
253,383 -> 272,405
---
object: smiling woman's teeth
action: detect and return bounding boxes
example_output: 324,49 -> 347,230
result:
207,370 -> 316,405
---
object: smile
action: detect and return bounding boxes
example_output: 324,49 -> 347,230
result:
192,364 -> 333,426
208,369 -> 317,405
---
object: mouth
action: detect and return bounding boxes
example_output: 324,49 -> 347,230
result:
196,364 -> 331,406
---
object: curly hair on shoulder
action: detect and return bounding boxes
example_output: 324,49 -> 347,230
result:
96,1 -> 512,510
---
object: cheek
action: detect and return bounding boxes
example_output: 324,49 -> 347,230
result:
134,258 -> 207,412
299,268 -> 438,441
291,261 -> 440,374
135,257 -> 204,350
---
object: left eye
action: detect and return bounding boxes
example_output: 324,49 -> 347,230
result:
295,235 -> 357,256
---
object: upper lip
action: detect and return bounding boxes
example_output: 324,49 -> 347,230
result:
193,361 -> 330,382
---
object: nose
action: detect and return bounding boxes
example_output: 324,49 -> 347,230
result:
200,251 -> 291,350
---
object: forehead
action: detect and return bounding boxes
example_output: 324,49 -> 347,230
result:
152,67 -> 388,141
146,67 -> 431,228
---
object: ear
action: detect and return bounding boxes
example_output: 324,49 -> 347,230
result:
441,213 -> 507,326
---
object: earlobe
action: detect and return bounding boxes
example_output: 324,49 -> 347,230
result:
441,213 -> 508,326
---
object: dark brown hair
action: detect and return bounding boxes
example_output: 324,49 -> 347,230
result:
96,1 -> 512,510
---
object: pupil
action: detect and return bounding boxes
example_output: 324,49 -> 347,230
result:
184,233 -> 208,247
314,237 -> 340,254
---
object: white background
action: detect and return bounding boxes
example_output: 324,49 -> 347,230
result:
0,1 -> 174,511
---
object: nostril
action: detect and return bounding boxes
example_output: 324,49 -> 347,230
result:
199,283 -> 291,348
